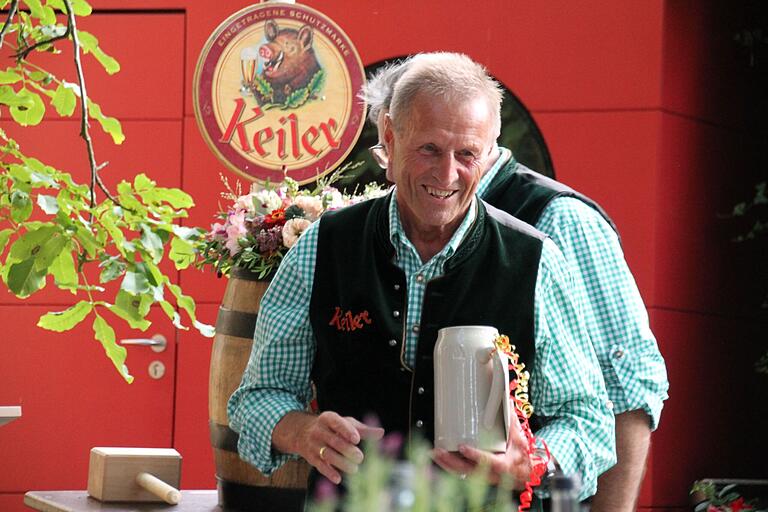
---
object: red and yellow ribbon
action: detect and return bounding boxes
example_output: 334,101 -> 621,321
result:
492,334 -> 551,512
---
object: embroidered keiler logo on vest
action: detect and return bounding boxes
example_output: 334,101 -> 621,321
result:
329,306 -> 372,332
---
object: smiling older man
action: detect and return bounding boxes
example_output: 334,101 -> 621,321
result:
228,52 -> 615,507
362,54 -> 669,512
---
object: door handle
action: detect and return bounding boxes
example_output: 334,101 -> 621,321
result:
120,334 -> 167,353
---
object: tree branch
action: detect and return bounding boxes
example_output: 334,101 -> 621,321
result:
14,26 -> 71,62
62,0 -> 120,209
0,0 -> 19,49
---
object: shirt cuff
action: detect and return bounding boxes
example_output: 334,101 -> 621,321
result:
535,417 -> 617,501
602,342 -> 669,430
228,391 -> 305,475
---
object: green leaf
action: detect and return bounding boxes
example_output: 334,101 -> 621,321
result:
51,84 -> 77,116
99,257 -> 127,284
50,249 -> 78,292
10,190 -> 33,222
194,319 -> 215,338
37,301 -> 93,332
159,300 -> 185,330
75,225 -> 100,258
87,99 -> 124,144
0,85 -> 32,107
92,315 -> 133,384
0,229 -> 13,254
92,47 -> 120,75
10,88 -> 46,126
25,0 -> 56,24
6,259 -> 47,297
34,233 -> 68,271
76,29 -> 97,52
134,173 -> 154,192
172,225 -> 202,241
168,283 -> 198,322
76,30 -> 120,74
0,70 -> 22,85
121,270 -> 150,294
8,225 -> 58,262
108,290 -> 151,330
37,194 -> 59,214
142,187 -> 195,209
48,0 -> 92,16
139,225 -> 164,263
169,237 -> 194,270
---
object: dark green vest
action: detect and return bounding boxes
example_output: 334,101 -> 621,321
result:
309,193 -> 545,444
483,158 -> 618,235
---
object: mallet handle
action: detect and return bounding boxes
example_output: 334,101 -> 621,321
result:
135,472 -> 181,505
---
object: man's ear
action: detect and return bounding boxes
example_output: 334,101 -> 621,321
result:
383,112 -> 395,148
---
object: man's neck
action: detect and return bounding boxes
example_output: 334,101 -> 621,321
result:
397,205 -> 471,264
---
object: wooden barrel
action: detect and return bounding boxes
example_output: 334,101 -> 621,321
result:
209,267 -> 311,511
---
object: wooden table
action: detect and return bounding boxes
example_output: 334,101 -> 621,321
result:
24,490 -> 219,512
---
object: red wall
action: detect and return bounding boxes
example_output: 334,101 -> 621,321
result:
2,1 -> 766,511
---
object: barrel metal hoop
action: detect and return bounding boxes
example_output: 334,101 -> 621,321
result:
216,308 -> 258,339
231,267 -> 267,282
217,478 -> 306,512
210,420 -> 240,453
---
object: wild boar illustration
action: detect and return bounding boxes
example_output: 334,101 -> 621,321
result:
248,20 -> 324,107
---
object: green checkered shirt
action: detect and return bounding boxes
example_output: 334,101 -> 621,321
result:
228,193 -> 616,500
478,148 -> 669,428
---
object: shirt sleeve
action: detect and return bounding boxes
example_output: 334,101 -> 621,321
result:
227,222 -> 320,475
531,238 -> 617,500
537,197 -> 669,429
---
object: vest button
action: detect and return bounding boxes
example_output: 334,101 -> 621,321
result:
393,310 -> 400,318
388,339 -> 397,347
394,283 -> 401,291
417,387 -> 425,395
415,420 -> 423,428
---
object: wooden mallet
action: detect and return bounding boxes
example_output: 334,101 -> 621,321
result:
87,447 -> 182,505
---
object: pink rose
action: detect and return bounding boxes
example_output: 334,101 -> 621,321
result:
282,218 -> 312,249
224,210 -> 247,255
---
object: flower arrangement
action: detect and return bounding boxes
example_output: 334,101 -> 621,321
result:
196,167 -> 389,279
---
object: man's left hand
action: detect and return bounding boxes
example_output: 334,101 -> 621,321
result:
432,417 -> 533,487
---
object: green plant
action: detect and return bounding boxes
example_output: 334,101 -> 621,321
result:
308,436 -> 521,512
725,181 -> 768,375
0,0 -> 212,383
691,480 -> 768,512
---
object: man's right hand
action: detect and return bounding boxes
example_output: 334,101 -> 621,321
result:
272,411 -> 385,484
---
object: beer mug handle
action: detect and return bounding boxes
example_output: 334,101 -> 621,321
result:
482,351 -> 506,429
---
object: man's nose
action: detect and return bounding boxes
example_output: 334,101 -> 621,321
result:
432,153 -> 458,185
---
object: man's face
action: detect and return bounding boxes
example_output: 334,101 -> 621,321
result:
384,93 -> 495,237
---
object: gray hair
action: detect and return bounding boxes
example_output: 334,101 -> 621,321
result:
359,58 -> 413,124
389,52 -> 503,137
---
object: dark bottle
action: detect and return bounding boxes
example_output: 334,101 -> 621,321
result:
549,471 -> 580,512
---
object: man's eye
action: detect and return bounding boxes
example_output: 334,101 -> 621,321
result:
457,150 -> 478,163
419,144 -> 439,155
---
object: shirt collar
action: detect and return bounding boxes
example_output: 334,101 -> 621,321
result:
388,189 -> 478,264
476,146 -> 514,198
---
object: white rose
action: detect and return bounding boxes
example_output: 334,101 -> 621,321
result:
253,189 -> 283,214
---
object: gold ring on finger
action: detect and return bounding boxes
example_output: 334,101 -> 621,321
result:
319,446 -> 327,460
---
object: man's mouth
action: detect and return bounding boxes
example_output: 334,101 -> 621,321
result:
424,186 -> 457,199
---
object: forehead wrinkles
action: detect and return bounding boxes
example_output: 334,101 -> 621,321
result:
397,95 -> 493,151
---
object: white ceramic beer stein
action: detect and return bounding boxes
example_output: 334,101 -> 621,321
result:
434,325 -> 510,452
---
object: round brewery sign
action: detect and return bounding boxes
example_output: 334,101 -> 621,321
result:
194,3 -> 365,184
